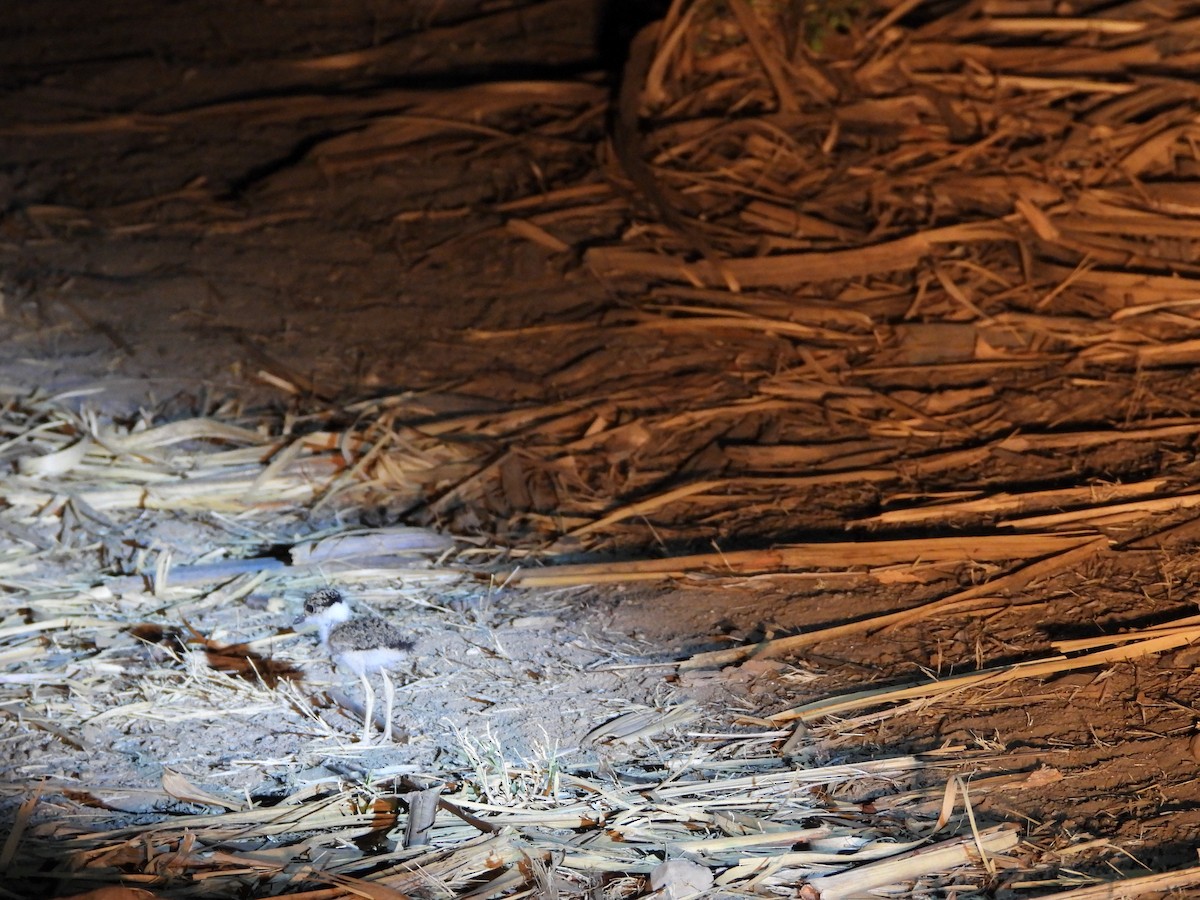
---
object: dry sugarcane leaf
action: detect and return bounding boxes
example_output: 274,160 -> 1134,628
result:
805,826 -> 1020,900
290,527 -> 454,565
161,769 -> 242,812
1020,864 -> 1200,899
17,437 -> 93,478
582,700 -> 700,745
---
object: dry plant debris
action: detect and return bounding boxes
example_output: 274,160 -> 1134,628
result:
10,0 -> 1200,896
10,745 -> 1042,898
3,388 -> 1189,897
352,0 -> 1200,556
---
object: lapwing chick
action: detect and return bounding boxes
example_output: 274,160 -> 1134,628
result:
294,587 -> 413,744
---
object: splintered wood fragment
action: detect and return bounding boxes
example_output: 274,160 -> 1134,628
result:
403,783 -> 442,848
726,0 -> 798,113
725,440 -> 899,470
564,480 -> 722,539
505,218 -> 571,253
954,16 -> 1146,35
807,825 -> 1019,900
914,72 -> 1138,95
1005,424 -> 1200,451
494,182 -> 613,213
681,537 -> 1106,668
1052,613 -> 1200,653
586,220 -> 1013,286
870,425 -> 1200,483
854,478 -> 1177,528
513,532 -> 1097,588
1009,490 -> 1200,529
769,625 -> 1200,723
1023,863 -> 1200,899
638,305 -> 855,341
1128,338 -> 1200,367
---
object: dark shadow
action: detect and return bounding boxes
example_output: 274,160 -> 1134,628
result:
200,639 -> 304,689
131,623 -> 303,688
1037,604 -> 1200,642
129,622 -> 189,653
594,0 -> 671,90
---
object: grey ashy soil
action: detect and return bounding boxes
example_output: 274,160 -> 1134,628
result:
5,2 -> 1200,897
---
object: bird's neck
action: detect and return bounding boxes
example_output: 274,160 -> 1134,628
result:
316,602 -> 352,644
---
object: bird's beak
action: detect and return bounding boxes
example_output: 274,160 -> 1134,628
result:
293,613 -> 309,628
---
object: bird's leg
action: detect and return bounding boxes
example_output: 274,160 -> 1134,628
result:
380,670 -> 395,744
359,671 -> 374,745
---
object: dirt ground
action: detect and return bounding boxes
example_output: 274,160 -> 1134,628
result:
6,2 -> 1200,898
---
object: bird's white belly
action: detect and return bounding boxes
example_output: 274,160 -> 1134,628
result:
332,647 -> 407,674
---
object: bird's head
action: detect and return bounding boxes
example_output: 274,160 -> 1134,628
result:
293,587 -> 353,640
